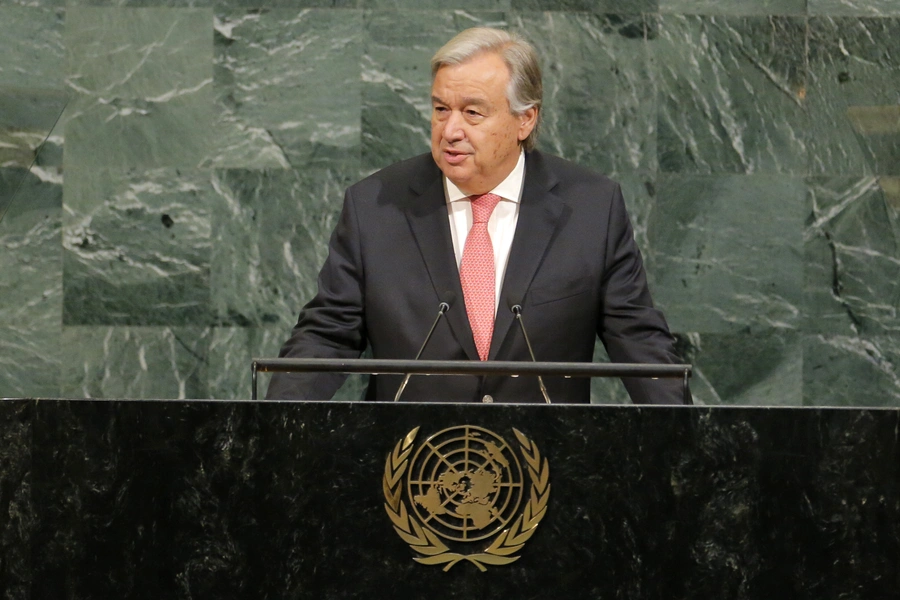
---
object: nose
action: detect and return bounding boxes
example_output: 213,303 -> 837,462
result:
442,110 -> 466,142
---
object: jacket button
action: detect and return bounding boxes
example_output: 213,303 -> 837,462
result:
482,394 -> 493,403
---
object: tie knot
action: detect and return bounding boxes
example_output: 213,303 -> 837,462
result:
470,193 -> 502,224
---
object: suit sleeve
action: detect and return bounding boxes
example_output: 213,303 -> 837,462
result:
598,184 -> 690,405
265,188 -> 367,400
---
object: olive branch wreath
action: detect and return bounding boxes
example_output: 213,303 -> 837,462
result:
382,426 -> 550,572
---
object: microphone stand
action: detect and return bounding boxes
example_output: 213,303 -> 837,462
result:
393,301 -> 451,402
511,304 -> 551,404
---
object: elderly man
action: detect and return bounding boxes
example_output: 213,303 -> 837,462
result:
267,27 -> 686,404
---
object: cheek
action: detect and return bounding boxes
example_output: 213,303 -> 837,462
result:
488,127 -> 517,158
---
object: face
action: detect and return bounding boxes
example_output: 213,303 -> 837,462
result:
430,52 -> 537,196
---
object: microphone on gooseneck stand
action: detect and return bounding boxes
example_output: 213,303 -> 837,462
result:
393,293 -> 456,402
509,301 -> 552,404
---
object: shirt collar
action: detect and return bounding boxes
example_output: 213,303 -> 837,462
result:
445,150 -> 526,204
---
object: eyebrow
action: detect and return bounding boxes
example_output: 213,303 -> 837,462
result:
431,95 -> 491,109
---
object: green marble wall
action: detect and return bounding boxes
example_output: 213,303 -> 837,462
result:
1,1 -> 898,405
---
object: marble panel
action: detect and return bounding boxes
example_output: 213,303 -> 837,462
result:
59,326 -> 210,398
0,88 -> 68,170
364,0 -> 506,8
807,17 -> 900,176
209,167 -> 355,330
0,0 -> 63,6
0,401 -> 32,598
511,0 -> 657,11
804,334 -> 900,406
0,7 -> 65,88
64,0 -> 360,6
0,7 -> 67,171
209,9 -> 362,171
657,15 -> 808,174
62,168 -> 213,326
66,8 -> 211,99
647,174 -> 805,334
804,177 -> 900,335
209,327 -> 368,400
65,0 -> 216,5
677,331 -> 802,405
64,8 -> 215,170
65,97 -> 216,170
0,168 -> 63,398
512,12 -> 657,174
209,326 -> 289,399
214,0 -> 359,7
809,0 -> 900,16
361,10 -> 506,172
659,0 -> 806,15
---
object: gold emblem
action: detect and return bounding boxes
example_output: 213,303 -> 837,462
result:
382,425 -> 550,571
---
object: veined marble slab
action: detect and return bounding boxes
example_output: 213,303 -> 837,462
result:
515,12 -> 657,174
0,7 -> 65,88
209,327 -> 370,400
647,174 -> 805,334
0,7 -> 67,170
809,0 -> 900,16
804,177 -> 900,335
808,17 -> 900,176
657,15 -> 808,174
678,331 -> 803,405
804,334 -> 900,405
209,9 -> 362,171
62,168 -> 213,326
512,0 -> 657,11
64,8 -> 215,170
209,166 -> 355,330
60,326 -> 210,398
0,168 -> 62,398
660,0 -> 806,15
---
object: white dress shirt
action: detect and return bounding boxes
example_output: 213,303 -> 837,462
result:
444,151 -> 525,313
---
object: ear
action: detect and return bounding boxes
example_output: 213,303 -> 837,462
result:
516,107 -> 538,142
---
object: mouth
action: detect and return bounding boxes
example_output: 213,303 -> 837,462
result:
442,148 -> 470,165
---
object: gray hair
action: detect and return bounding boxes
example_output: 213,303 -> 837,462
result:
431,27 -> 542,151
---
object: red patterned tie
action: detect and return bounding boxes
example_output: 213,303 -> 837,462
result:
459,193 -> 502,361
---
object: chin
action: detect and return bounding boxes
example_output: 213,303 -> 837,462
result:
439,164 -> 471,183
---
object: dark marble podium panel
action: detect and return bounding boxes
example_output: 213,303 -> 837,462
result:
1,400 -> 898,599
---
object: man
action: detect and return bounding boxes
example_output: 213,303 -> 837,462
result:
267,27 -> 686,404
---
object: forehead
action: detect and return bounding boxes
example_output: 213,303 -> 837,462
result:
431,52 -> 511,102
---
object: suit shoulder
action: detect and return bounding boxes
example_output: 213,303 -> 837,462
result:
348,153 -> 438,199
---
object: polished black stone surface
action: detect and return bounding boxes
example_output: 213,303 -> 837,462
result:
1,400 -> 898,599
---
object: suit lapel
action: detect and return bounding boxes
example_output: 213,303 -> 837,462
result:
489,151 -> 566,359
404,164 -> 480,361
403,151 -> 566,362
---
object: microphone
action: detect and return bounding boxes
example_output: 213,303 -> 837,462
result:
509,301 -> 552,404
393,294 -> 455,402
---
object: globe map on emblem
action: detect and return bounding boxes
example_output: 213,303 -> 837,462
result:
407,425 -> 525,542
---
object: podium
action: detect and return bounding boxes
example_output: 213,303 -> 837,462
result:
1,397 -> 897,598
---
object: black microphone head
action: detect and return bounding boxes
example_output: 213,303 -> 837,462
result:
508,299 -> 523,315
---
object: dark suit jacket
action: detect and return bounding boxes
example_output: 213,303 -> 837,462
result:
266,150 -> 686,404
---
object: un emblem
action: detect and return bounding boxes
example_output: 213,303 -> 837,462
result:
383,425 -> 550,571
